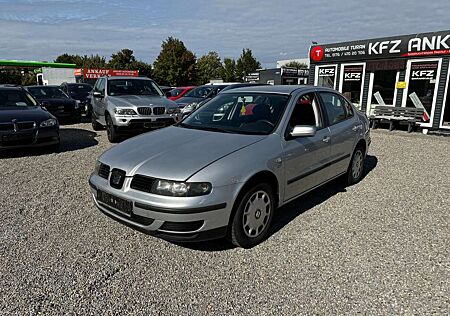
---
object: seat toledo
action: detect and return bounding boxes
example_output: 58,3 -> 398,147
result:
89,86 -> 371,248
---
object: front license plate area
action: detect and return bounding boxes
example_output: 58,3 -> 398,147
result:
97,190 -> 132,215
144,122 -> 165,129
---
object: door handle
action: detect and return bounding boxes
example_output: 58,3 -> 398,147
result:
352,124 -> 363,132
322,136 -> 330,143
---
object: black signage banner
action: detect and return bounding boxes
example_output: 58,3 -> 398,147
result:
310,30 -> 450,64
410,62 -> 438,80
343,65 -> 363,82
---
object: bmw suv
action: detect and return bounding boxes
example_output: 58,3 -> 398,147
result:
90,76 -> 180,143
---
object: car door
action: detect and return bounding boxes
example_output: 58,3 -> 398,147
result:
92,78 -> 106,123
317,91 -> 359,177
282,92 -> 332,202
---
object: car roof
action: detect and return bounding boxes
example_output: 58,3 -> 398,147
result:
0,85 -> 23,91
26,85 -> 60,88
103,76 -> 152,80
220,85 -> 336,95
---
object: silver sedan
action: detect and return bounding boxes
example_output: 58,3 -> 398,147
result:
89,85 -> 371,248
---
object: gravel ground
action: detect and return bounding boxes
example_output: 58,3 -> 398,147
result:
0,123 -> 449,315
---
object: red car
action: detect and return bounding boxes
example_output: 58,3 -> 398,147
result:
167,86 -> 196,101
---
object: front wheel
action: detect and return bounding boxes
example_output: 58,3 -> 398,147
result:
346,146 -> 365,185
91,113 -> 102,131
106,115 -> 120,143
229,183 -> 275,248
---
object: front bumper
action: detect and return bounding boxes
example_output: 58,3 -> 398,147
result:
89,173 -> 235,242
0,126 -> 59,149
111,115 -> 177,132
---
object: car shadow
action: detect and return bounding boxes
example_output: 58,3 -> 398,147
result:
177,154 -> 378,252
0,128 -> 99,159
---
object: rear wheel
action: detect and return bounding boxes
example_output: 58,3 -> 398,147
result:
346,146 -> 365,185
229,183 -> 275,248
106,114 -> 120,143
91,113 -> 102,131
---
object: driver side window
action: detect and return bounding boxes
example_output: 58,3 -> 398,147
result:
288,93 -> 323,131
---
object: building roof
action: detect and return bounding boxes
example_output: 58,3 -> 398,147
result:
0,60 -> 77,69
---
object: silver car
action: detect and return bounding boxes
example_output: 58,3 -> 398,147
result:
89,86 -> 371,248
90,76 -> 180,143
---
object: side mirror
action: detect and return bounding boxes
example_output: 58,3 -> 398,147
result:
165,91 -> 172,98
290,125 -> 316,138
93,91 -> 104,98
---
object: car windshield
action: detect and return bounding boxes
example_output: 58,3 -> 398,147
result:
107,79 -> 163,96
28,86 -> 69,99
68,84 -> 92,95
180,93 -> 290,135
0,90 -> 38,108
169,88 -> 184,97
184,86 -> 213,98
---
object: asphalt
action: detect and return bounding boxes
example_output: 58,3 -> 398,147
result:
0,123 -> 449,315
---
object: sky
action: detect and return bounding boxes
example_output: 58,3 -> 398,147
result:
0,0 -> 450,68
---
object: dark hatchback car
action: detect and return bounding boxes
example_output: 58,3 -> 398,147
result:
0,85 -> 59,150
60,82 -> 93,116
26,85 -> 81,123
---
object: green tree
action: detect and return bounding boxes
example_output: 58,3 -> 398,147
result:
236,49 -> 261,82
108,49 -> 136,69
153,37 -> 197,86
55,53 -> 107,68
196,51 -> 223,84
0,70 -> 22,85
282,61 -> 308,69
130,60 -> 153,78
220,58 -> 237,82
55,53 -> 84,67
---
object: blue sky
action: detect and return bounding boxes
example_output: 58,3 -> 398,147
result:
0,0 -> 449,67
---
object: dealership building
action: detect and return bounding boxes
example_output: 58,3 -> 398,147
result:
308,30 -> 450,132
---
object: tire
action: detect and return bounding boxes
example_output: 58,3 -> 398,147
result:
106,114 -> 120,143
346,146 -> 365,185
91,113 -> 102,131
229,183 -> 275,248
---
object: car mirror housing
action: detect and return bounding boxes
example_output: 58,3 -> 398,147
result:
290,125 -> 316,138
93,91 -> 104,98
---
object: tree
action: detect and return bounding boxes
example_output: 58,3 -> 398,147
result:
54,53 -> 107,68
282,61 -> 308,70
196,51 -> 223,84
220,58 -> 238,82
236,49 -> 261,82
0,70 -> 22,85
130,60 -> 153,78
153,37 -> 197,86
108,49 -> 136,70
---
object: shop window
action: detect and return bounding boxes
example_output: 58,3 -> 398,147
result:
371,70 -> 397,105
341,65 -> 364,109
316,66 -> 336,89
405,61 -> 439,124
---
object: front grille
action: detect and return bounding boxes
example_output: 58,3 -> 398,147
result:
153,107 -> 165,115
98,163 -> 110,179
17,122 -> 36,130
137,107 -> 152,116
101,203 -> 155,226
0,123 -> 14,131
130,174 -> 154,193
160,220 -> 204,232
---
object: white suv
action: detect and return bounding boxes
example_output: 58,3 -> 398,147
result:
90,76 -> 180,143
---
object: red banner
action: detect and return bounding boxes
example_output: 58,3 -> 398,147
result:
75,68 -> 139,79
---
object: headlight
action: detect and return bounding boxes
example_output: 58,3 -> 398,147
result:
94,160 -> 101,174
182,103 -> 196,113
167,107 -> 181,114
114,108 -> 137,116
40,118 -> 57,127
151,179 -> 212,197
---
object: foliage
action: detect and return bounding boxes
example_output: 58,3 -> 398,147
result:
220,58 -> 238,82
236,49 -> 261,82
54,53 -> 106,68
153,37 -> 197,86
0,70 -> 22,85
282,61 -> 308,69
107,49 -> 136,69
196,51 -> 223,84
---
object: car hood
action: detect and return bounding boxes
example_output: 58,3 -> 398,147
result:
100,126 -> 266,181
38,98 -> 76,108
175,96 -> 203,105
70,92 -> 90,101
0,107 -> 53,123
108,95 -> 177,108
